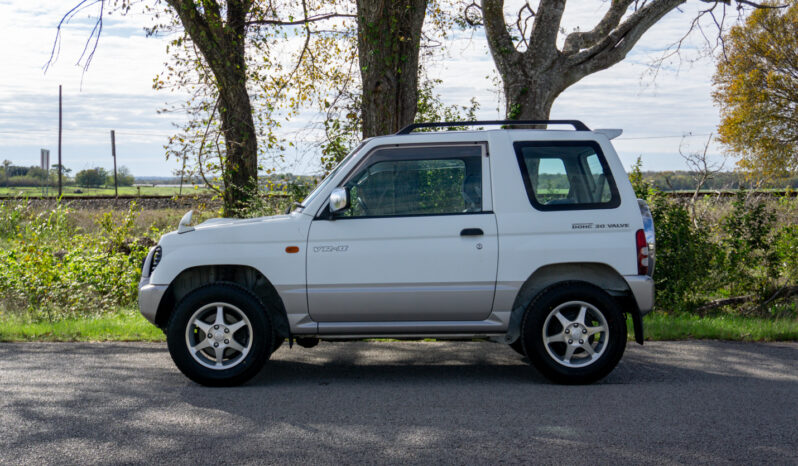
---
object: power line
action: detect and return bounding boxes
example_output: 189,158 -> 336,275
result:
0,130 -> 170,137
616,133 -> 713,141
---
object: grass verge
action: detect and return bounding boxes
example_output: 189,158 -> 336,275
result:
635,312 -> 798,342
0,309 -> 165,342
0,310 -> 795,343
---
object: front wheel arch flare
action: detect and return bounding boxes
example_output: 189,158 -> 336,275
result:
155,265 -> 290,340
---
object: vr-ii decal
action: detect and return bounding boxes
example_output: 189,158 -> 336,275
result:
313,245 -> 349,253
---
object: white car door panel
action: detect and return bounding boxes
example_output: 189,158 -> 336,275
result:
307,213 -> 498,322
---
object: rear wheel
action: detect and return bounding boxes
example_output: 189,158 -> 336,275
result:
167,283 -> 273,387
521,282 -> 626,384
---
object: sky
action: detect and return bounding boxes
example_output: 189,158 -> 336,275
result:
0,1 -> 746,177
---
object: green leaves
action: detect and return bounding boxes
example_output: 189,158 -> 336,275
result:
650,192 -> 796,316
0,203 -> 153,322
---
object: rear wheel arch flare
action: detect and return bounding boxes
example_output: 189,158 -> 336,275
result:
507,263 -> 631,341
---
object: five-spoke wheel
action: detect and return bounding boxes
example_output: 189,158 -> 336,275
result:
521,282 -> 626,384
542,301 -> 608,368
167,283 -> 274,387
186,302 -> 253,370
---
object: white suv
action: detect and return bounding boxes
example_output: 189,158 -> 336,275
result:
138,120 -> 655,386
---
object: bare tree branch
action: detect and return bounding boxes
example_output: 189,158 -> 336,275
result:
514,2 -> 535,50
680,132 -> 725,223
464,1 -> 483,26
481,0 -> 521,75
566,0 -> 684,77
527,0 -> 566,58
562,0 -> 635,54
45,0 -> 104,74
246,12 -> 356,26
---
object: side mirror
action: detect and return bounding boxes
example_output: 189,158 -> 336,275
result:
328,187 -> 350,214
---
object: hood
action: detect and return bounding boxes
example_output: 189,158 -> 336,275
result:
158,211 -> 309,249
195,214 -> 289,229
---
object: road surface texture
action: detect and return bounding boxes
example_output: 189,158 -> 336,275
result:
1,340 -> 796,465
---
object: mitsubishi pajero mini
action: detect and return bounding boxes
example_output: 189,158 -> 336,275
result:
138,120 -> 656,386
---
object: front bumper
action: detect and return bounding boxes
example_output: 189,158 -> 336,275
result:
624,275 -> 655,315
138,281 -> 168,325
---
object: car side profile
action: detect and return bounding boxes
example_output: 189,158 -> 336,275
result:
138,120 -> 655,386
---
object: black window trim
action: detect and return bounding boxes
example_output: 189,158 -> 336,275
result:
514,140 -> 621,211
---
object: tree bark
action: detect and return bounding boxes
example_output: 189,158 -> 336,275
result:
482,0 -> 685,121
167,0 -> 257,217
357,0 -> 428,137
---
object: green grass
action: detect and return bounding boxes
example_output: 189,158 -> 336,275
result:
0,309 -> 165,342
633,312 -> 798,342
0,185 -> 212,197
1,309 -> 796,343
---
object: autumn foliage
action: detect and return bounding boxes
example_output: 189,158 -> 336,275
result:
713,3 -> 798,181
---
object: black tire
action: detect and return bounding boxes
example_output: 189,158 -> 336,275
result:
509,338 -> 526,357
271,336 -> 285,353
521,282 -> 626,384
166,283 -> 274,387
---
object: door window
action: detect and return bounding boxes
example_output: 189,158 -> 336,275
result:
514,141 -> 620,210
338,145 -> 483,218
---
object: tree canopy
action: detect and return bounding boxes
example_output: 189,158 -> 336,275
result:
713,2 -> 798,181
76,168 -> 109,188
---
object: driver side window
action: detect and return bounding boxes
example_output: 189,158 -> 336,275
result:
338,145 -> 483,218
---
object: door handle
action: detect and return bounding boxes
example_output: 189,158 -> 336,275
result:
460,228 -> 484,236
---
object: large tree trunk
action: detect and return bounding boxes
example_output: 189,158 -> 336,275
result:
502,75 -> 562,120
168,0 -> 258,217
357,0 -> 428,138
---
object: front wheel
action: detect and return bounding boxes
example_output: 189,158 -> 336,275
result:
166,283 -> 274,387
521,282 -> 626,384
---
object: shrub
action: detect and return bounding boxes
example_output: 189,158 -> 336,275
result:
647,190 -> 796,316
774,224 -> 798,284
0,202 -> 153,321
649,192 -> 717,313
717,192 -> 778,297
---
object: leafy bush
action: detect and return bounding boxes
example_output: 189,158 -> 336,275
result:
0,202 -> 154,322
647,190 -> 796,316
648,192 -> 717,313
774,224 -> 798,284
717,193 -> 779,297
0,188 -> 794,323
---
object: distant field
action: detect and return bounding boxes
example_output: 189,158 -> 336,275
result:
0,185 -> 213,197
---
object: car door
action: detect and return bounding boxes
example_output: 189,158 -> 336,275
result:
306,143 -> 498,323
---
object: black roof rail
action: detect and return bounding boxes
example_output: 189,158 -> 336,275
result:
396,119 -> 590,135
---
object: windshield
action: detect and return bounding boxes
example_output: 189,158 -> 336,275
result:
299,142 -> 367,209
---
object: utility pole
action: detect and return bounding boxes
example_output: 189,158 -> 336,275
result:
40,149 -> 50,196
110,130 -> 118,198
179,148 -> 186,197
58,85 -> 62,197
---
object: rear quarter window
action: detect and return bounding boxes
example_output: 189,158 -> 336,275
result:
514,141 -> 620,211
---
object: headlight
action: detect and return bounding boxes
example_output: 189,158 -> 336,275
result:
149,246 -> 162,275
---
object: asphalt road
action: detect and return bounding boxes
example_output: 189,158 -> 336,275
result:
1,341 -> 796,465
